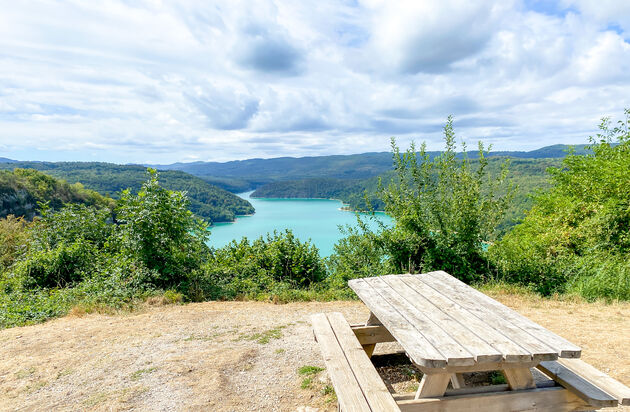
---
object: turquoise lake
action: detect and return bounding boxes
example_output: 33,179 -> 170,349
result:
207,192 -> 392,256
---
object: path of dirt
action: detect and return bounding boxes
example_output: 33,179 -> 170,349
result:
0,294 -> 628,411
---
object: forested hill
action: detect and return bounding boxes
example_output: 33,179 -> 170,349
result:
251,177 -> 384,211
0,168 -> 113,220
152,144 -> 590,186
0,158 -> 16,163
0,162 -> 254,223
252,157 -> 562,230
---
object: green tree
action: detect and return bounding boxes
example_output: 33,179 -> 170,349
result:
489,109 -> 630,299
331,116 -> 513,283
114,169 -> 210,287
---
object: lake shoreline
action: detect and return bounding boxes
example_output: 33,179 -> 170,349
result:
250,194 -> 386,214
206,192 -> 392,256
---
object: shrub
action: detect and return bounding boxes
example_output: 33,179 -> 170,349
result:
114,169 -> 210,288
0,215 -> 31,272
330,116 -> 513,284
489,109 -> 630,299
198,230 -> 326,300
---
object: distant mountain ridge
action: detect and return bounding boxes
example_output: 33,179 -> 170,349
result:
150,144 -> 590,191
0,158 -> 17,163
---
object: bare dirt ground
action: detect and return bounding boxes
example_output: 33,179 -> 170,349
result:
0,293 -> 628,412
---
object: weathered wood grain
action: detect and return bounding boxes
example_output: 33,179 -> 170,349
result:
537,360 -> 620,407
311,313 -> 372,412
327,312 -> 401,411
348,279 -> 447,368
429,271 -> 581,358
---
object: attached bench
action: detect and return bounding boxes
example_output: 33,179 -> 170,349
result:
311,312 -> 400,411
537,358 -> 630,408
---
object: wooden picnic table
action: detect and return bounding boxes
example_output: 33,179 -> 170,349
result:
313,271 -> 630,411
349,271 -> 595,410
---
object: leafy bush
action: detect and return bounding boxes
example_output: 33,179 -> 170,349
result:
114,169 -> 210,288
490,109 -> 630,299
0,169 -> 211,327
330,116 -> 513,284
195,230 -> 326,300
325,224 -> 390,290
0,215 -> 31,272
10,204 -> 112,289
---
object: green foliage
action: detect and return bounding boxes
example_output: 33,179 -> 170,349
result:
115,169 -> 210,287
490,110 -> 630,299
298,365 -> 324,375
0,162 -> 254,223
0,168 -> 113,220
0,215 -> 31,272
325,224 -> 390,290
0,170 -> 212,328
195,230 -> 325,300
330,117 -> 513,284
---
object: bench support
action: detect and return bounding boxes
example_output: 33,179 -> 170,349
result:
450,373 -> 466,389
502,367 -> 536,390
415,373 -> 451,399
362,312 -> 381,358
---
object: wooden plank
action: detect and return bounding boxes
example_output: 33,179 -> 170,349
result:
395,385 -> 510,401
327,313 -> 401,411
502,367 -> 536,390
351,325 -> 396,345
416,273 -> 560,361
348,279 -> 447,368
415,373 -> 451,399
402,275 -> 533,363
311,313 -> 372,412
557,358 -> 630,406
394,381 -> 558,401
367,277 -> 475,366
383,276 -> 503,364
428,271 -> 581,358
397,387 -> 589,412
537,360 -> 619,407
418,360 -> 541,374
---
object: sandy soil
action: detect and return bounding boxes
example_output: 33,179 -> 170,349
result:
0,293 -> 628,411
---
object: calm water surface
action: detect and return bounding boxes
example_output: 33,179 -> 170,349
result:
207,191 -> 392,256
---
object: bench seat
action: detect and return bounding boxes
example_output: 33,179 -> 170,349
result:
311,312 -> 400,412
537,358 -> 630,408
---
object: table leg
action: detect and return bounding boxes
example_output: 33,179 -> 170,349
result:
415,373 -> 451,399
362,312 -> 380,358
450,373 -> 466,389
502,367 -> 536,390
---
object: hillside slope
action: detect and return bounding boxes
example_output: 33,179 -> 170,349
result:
0,162 -> 254,223
0,168 -> 113,220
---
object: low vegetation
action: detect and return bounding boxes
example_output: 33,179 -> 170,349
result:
1,110 -> 628,329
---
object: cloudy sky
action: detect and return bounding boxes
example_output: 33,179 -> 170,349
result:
1,0 -> 630,163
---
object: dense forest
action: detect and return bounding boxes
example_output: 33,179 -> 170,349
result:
0,169 -> 113,220
0,162 -> 254,223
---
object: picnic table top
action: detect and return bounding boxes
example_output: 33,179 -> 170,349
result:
348,271 -> 582,370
